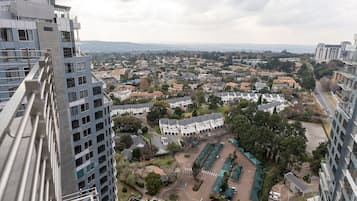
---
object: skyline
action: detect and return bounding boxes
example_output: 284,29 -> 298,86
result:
58,0 -> 357,45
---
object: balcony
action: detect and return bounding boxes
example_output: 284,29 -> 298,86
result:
0,51 -> 62,201
62,187 -> 99,201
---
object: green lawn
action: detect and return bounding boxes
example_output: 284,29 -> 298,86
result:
146,155 -> 176,169
143,133 -> 153,140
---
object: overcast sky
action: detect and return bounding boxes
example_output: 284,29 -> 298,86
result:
57,0 -> 357,45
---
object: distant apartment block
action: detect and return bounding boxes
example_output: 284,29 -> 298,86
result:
159,113 -> 224,137
314,41 -> 351,63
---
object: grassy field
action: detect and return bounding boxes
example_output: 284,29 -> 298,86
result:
146,155 -> 176,169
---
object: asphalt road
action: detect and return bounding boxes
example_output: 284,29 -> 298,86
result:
314,80 -> 335,118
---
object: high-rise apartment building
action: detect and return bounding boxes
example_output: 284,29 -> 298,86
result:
314,41 -> 351,63
319,35 -> 357,201
0,1 -> 117,201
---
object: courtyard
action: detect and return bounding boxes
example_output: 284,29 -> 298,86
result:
158,134 -> 257,201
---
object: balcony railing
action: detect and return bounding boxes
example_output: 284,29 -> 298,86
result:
0,51 -> 62,201
0,49 -> 47,108
62,187 -> 99,201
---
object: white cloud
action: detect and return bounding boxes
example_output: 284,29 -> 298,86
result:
57,0 -> 357,44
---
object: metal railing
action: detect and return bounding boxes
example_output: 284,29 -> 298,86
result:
62,187 -> 99,201
0,50 -> 47,105
0,51 -> 62,201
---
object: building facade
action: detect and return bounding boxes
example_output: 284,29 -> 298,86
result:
159,113 -> 224,137
314,41 -> 351,63
0,1 -> 117,201
319,35 -> 357,201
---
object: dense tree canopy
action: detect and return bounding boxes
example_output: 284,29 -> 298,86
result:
145,172 -> 162,195
207,94 -> 223,110
226,102 -> 307,171
147,100 -> 169,126
310,142 -> 327,174
258,58 -> 295,73
298,64 -> 315,90
113,115 -> 142,133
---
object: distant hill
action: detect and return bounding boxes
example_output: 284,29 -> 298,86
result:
77,41 -> 315,54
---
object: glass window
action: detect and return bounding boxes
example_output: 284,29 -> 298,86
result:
97,133 -> 105,143
76,169 -> 84,179
75,157 -> 83,167
68,92 -> 77,102
66,78 -> 75,88
74,145 -> 81,154
78,76 -> 87,85
70,106 -> 79,116
77,63 -> 86,72
63,48 -> 73,57
73,132 -> 80,141
82,115 -> 90,125
95,111 -> 103,120
72,120 -> 79,129
18,30 -> 33,41
80,90 -> 88,98
61,31 -> 71,42
80,103 -> 89,112
78,181 -> 85,189
93,86 -> 102,95
0,28 -> 12,41
94,99 -> 102,108
97,145 -> 105,154
96,122 -> 104,131
83,128 -> 91,136
65,63 -> 74,73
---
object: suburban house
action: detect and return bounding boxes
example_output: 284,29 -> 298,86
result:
271,83 -> 290,92
255,82 -> 267,91
118,135 -> 147,161
215,92 -> 286,104
273,76 -> 301,89
240,82 -> 251,91
111,103 -> 153,116
167,96 -> 192,108
110,89 -> 131,101
159,113 -> 224,137
258,102 -> 288,113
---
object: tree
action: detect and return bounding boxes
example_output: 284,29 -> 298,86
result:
113,115 -> 142,133
132,147 -> 142,161
147,100 -> 169,126
310,142 -> 327,174
142,126 -> 148,133
161,83 -> 169,92
192,110 -> 198,117
194,90 -> 206,104
145,172 -> 162,195
257,95 -> 263,105
207,94 -> 223,110
298,64 -> 315,90
174,107 -> 184,117
192,162 -> 201,181
119,134 -> 133,149
167,142 -> 181,154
